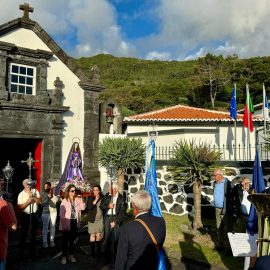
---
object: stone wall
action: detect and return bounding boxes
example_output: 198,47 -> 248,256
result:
124,166 -> 270,217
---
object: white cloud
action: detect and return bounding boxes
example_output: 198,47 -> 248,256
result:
184,48 -> 205,60
145,51 -> 171,60
2,0 -> 270,59
0,0 -> 135,57
139,0 -> 270,59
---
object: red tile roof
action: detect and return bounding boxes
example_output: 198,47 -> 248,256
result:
124,104 -> 263,122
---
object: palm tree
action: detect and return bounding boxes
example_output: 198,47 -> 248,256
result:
98,137 -> 145,194
170,139 -> 221,229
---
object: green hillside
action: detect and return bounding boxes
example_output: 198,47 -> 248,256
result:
74,54 -> 270,116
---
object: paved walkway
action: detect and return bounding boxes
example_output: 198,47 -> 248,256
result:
6,231 -> 231,270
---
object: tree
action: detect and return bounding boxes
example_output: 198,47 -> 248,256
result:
197,53 -> 230,108
98,137 -> 146,194
170,139 -> 221,229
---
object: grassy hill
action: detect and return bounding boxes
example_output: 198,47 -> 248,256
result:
74,54 -> 270,116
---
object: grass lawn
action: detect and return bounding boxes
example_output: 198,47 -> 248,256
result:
163,213 -> 244,269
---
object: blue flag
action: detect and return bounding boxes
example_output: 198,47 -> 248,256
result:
144,139 -> 166,270
246,149 -> 265,235
229,85 -> 237,120
145,139 -> 162,217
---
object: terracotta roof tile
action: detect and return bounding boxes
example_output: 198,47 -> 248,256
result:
124,105 -> 263,122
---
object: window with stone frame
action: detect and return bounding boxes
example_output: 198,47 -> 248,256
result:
9,63 -> 35,95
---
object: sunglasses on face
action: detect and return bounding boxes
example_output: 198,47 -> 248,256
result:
70,190 -> 76,193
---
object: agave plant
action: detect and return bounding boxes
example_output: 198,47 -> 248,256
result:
170,139 -> 221,229
98,137 -> 146,194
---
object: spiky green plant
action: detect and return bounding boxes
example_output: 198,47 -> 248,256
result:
98,137 -> 145,194
170,139 -> 222,229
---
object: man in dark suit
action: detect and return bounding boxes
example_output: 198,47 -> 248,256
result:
231,177 -> 252,233
115,190 -> 166,270
253,255 -> 270,270
100,182 -> 126,262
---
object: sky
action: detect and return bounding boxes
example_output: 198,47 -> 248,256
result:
1,0 -> 270,61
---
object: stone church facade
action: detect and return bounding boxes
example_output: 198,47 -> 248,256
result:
0,5 -> 103,194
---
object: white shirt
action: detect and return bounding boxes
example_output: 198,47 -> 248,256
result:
17,189 -> 40,214
135,211 -> 149,218
107,192 -> 118,215
241,190 -> 251,215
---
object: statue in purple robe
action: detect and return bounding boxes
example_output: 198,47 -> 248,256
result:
54,142 -> 83,195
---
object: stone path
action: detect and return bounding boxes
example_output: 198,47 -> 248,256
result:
6,231 -> 233,270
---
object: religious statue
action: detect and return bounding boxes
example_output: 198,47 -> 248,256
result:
67,142 -> 83,181
105,105 -> 114,123
54,142 -> 84,195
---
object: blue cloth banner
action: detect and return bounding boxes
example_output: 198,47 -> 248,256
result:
144,139 -> 166,270
229,85 -> 237,120
265,93 -> 269,109
246,149 -> 265,235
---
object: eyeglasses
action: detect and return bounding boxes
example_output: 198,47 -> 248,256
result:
70,190 -> 76,193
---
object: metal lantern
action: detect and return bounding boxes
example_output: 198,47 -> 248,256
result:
2,161 -> 14,192
108,162 -> 116,182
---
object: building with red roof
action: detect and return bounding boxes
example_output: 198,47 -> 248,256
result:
124,105 -> 264,161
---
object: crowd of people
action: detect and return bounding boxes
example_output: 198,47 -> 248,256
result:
0,179 -> 166,270
2,166 -> 270,269
213,169 -> 253,251
212,168 -> 270,270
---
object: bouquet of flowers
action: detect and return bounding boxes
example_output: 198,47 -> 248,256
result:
52,177 -> 92,194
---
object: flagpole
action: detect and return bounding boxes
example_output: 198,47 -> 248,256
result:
246,84 -> 251,160
234,84 -> 237,160
263,83 -> 266,136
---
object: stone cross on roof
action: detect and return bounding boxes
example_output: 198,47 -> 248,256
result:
19,3 -> 34,20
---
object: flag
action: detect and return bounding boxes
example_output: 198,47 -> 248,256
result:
263,84 -> 269,121
229,84 -> 237,120
145,139 -> 162,217
246,149 -> 265,235
144,139 -> 166,270
243,88 -> 254,132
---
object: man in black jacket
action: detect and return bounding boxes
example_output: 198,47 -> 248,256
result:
115,190 -> 166,270
231,177 -> 252,233
100,182 -> 126,262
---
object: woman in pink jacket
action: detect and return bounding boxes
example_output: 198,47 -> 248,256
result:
59,184 -> 85,265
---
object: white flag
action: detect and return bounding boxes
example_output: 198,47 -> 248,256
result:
263,84 -> 269,121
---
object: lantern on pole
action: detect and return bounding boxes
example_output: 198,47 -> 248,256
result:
2,161 -> 14,192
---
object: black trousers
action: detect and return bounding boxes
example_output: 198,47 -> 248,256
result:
61,219 -> 78,257
103,215 -> 119,257
20,212 -> 38,253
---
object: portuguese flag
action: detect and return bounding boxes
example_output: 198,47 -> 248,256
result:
243,90 -> 254,132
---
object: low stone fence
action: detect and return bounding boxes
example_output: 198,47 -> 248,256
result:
123,166 -> 270,217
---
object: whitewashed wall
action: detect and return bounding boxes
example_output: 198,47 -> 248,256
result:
126,123 -> 260,160
0,28 -> 85,171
